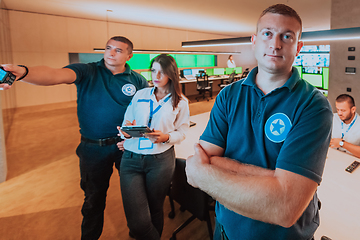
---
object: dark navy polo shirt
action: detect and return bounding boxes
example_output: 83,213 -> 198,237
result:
200,67 -> 333,240
65,59 -> 148,139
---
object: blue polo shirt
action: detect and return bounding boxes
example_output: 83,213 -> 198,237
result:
65,59 -> 148,139
200,67 -> 332,240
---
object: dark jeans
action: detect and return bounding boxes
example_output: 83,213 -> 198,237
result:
76,140 -> 123,240
120,147 -> 175,240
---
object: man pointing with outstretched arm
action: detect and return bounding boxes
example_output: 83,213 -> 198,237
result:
1,36 -> 148,240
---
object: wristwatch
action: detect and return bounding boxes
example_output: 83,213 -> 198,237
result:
339,139 -> 345,147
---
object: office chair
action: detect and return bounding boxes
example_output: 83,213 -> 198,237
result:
219,72 -> 236,90
168,158 -> 215,240
240,68 -> 250,79
195,73 -> 213,101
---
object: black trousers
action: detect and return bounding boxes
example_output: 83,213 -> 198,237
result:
76,139 -> 123,240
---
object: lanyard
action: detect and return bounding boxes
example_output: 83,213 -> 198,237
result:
138,93 -> 171,128
341,114 -> 357,139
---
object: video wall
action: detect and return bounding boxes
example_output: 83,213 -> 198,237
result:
76,53 -> 217,70
293,45 -> 330,91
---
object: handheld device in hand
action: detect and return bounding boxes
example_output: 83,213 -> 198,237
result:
0,66 -> 16,85
345,160 -> 360,173
121,126 -> 153,138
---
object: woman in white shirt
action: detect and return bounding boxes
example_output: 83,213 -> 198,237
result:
117,54 -> 190,240
227,54 -> 236,68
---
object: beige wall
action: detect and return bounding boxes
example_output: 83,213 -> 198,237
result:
6,10 -> 257,108
328,0 -> 360,112
0,0 -> 12,182
0,8 -> 258,181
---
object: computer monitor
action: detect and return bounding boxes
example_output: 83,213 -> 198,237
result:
140,71 -> 152,81
183,69 -> 192,76
234,67 -> 242,74
302,73 -> 323,88
192,69 -> 205,76
225,68 -> 234,74
213,68 -> 225,75
206,68 -> 214,76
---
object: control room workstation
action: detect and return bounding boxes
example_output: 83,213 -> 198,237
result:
141,66 -> 245,96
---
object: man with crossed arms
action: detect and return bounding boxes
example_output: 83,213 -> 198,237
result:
185,4 -> 332,240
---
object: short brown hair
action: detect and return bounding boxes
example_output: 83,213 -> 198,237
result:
109,36 -> 133,54
336,94 -> 355,107
258,4 -> 302,37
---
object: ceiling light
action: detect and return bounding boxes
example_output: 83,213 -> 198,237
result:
181,27 -> 360,47
182,37 -> 252,48
301,27 -> 360,42
92,48 -> 241,55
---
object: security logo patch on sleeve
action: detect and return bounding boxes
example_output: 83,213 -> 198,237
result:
265,113 -> 292,143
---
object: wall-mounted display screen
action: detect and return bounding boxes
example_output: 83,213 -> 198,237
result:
294,54 -> 330,67
294,65 -> 329,90
294,45 -> 330,67
72,53 -> 217,70
292,45 -> 330,91
302,74 -> 323,88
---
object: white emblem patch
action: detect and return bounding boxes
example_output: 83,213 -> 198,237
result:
122,84 -> 136,96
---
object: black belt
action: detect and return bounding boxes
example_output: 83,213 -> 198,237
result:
81,136 -> 122,146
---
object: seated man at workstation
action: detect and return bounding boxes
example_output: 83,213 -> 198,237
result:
330,94 -> 360,158
185,4 -> 332,240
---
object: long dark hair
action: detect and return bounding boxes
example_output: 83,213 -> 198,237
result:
150,54 -> 182,109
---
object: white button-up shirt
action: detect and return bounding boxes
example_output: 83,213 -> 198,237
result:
122,87 -> 190,155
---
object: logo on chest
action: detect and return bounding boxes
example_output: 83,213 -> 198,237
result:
265,113 -> 292,143
122,84 -> 136,96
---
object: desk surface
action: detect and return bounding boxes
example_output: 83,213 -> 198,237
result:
175,112 -> 360,240
175,112 -> 210,159
315,148 -> 360,240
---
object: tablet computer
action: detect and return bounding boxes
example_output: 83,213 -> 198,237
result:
120,125 -> 153,138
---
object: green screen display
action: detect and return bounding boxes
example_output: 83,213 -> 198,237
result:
128,54 -> 152,70
226,68 -> 234,74
77,53 -> 216,70
234,67 -> 242,74
303,73 -> 323,88
322,68 -> 329,90
206,68 -> 214,76
196,55 -> 216,67
213,68 -> 225,75
172,54 -> 196,68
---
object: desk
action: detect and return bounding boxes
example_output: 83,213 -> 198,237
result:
180,75 -> 242,96
314,148 -> 360,240
175,112 -> 360,240
175,112 -> 210,159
